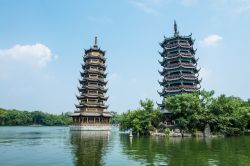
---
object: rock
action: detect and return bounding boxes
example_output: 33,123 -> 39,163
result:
203,124 -> 211,137
182,133 -> 192,137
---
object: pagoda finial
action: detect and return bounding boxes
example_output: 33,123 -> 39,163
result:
174,20 -> 179,36
93,35 -> 98,48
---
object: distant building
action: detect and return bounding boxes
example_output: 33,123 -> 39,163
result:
69,37 -> 112,131
158,21 -> 201,124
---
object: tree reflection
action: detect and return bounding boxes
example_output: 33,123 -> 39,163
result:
120,135 -> 250,166
70,131 -> 110,166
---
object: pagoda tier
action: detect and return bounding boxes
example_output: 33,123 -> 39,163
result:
79,78 -> 108,85
77,86 -> 108,93
82,63 -> 106,70
158,21 -> 201,108
80,70 -> 107,78
70,37 -> 111,131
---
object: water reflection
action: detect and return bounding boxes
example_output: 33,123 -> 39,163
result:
0,127 -> 250,166
70,131 -> 110,166
120,135 -> 250,166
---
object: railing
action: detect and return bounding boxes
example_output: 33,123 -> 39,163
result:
167,73 -> 194,78
85,62 -> 106,67
166,52 -> 192,57
84,54 -> 106,61
167,62 -> 194,68
82,77 -> 106,82
167,85 -> 197,89
86,69 -> 105,74
80,85 -> 107,91
166,42 -> 190,48
165,75 -> 196,81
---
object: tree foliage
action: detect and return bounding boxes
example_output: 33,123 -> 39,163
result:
118,99 -> 162,135
0,108 -> 72,126
164,90 -> 250,136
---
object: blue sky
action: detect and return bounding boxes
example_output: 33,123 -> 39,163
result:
0,0 -> 250,114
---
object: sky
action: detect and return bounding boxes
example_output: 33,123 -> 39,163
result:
0,0 -> 250,114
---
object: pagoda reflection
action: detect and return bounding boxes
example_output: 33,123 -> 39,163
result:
70,131 -> 110,166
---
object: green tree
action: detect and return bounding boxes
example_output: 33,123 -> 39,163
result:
119,99 -> 162,135
164,93 -> 203,133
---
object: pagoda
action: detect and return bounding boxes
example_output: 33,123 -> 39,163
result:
158,21 -> 201,109
69,37 -> 112,131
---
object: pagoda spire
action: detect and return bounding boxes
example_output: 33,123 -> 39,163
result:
93,35 -> 98,48
174,20 -> 179,36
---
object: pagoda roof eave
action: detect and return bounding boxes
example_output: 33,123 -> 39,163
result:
163,34 -> 192,41
84,47 -> 105,55
69,112 -> 111,117
75,104 -> 109,109
80,71 -> 107,76
76,95 -> 108,100
78,86 -> 108,92
79,78 -> 108,84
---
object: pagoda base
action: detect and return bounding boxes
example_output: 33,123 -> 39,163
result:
70,124 -> 111,131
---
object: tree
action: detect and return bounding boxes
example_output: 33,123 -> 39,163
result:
119,99 -> 162,135
164,93 -> 204,133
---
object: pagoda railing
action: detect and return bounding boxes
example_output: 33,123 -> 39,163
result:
167,73 -> 194,78
87,60 -> 104,65
167,85 -> 197,89
87,69 -> 105,73
167,62 -> 194,68
85,62 -> 106,68
166,42 -> 190,48
84,54 -> 106,61
167,52 -> 192,57
165,75 -> 196,81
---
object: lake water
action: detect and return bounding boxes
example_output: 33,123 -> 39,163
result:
0,127 -> 250,166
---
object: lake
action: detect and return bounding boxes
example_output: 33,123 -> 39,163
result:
0,127 -> 250,166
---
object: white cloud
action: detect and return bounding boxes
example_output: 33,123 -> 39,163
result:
200,34 -> 223,47
131,0 -> 164,15
133,1 -> 159,15
0,43 -> 53,68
